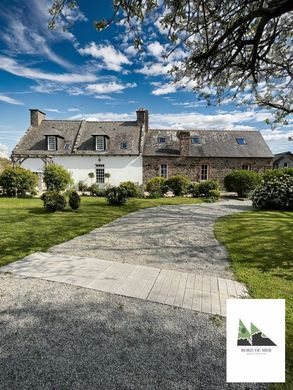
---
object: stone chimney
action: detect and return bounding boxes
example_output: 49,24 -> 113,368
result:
136,108 -> 149,132
30,109 -> 46,127
177,131 -> 190,156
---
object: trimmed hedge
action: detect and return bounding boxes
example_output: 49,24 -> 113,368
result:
41,191 -> 67,212
224,170 -> 261,197
68,191 -> 81,210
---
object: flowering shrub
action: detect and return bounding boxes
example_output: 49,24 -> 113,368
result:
262,168 -> 293,182
251,175 -> 293,210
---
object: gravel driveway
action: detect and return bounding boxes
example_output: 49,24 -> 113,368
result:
49,198 -> 251,279
0,274 -> 265,390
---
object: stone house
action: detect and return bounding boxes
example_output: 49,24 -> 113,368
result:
273,151 -> 293,169
143,128 -> 273,185
12,108 -> 273,189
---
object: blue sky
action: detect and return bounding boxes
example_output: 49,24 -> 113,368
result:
0,0 -> 292,158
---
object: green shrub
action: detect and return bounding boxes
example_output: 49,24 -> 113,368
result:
105,186 -> 128,206
224,170 -> 261,197
207,189 -> 221,201
78,180 -> 88,193
146,177 -> 166,197
262,168 -> 293,182
192,179 -> 220,197
0,167 -> 37,197
163,175 -> 191,196
41,191 -> 67,212
88,184 -> 100,196
43,163 -> 72,191
120,181 -> 140,197
68,191 -> 81,210
251,175 -> 293,210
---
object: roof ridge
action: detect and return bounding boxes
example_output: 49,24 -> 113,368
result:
148,128 -> 260,132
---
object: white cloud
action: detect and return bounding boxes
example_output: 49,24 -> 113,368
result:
1,0 -> 78,69
0,143 -> 9,158
152,83 -> 177,95
78,43 -> 131,71
86,82 -> 136,94
68,108 -> 81,112
0,95 -> 24,105
136,62 -> 173,76
44,108 -> 62,113
0,56 -> 97,83
94,95 -> 114,100
147,41 -> 165,57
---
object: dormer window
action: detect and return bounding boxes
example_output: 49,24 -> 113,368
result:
47,136 -> 56,151
191,136 -> 201,144
120,141 -> 128,150
95,135 -> 106,151
158,137 -> 166,144
236,137 -> 246,145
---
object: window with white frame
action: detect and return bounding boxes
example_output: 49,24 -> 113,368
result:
47,136 -> 56,151
95,164 -> 105,184
242,164 -> 251,170
200,164 -> 209,180
95,136 -> 106,151
160,164 -> 168,178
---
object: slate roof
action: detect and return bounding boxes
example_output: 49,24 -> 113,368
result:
143,129 -> 273,158
273,151 -> 293,162
13,120 -> 142,156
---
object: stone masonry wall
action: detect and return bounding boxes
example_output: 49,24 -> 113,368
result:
143,157 -> 273,187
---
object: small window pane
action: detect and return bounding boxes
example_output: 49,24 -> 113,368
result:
96,136 -> 105,151
160,164 -> 168,178
120,141 -> 128,149
200,164 -> 209,180
191,137 -> 201,144
96,164 -> 105,184
242,164 -> 250,170
47,136 -> 56,151
158,137 -> 166,144
236,137 -> 246,145
64,142 -> 71,150
284,162 -> 288,167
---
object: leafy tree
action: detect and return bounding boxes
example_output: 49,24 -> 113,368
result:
43,163 -> 72,191
0,167 -> 37,197
49,0 -> 293,124
0,157 -> 11,173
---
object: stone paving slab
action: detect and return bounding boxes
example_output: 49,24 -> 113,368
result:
0,252 -> 248,317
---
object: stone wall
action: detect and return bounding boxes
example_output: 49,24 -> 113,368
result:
143,156 -> 273,186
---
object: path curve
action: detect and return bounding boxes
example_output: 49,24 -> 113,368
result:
49,198 -> 251,279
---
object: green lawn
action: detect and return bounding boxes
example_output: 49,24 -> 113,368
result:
0,196 -> 203,267
214,211 -> 293,388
